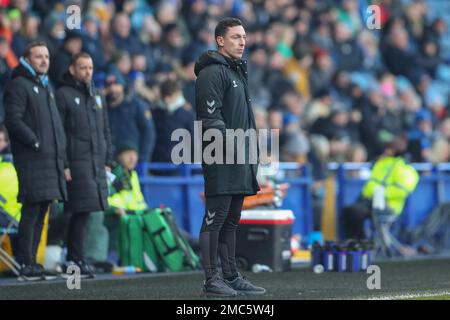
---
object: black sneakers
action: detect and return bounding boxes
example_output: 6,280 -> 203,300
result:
61,261 -> 96,279
202,274 -> 238,298
34,263 -> 59,280
224,273 -> 266,295
18,264 -> 42,282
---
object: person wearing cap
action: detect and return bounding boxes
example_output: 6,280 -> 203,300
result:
105,72 -> 155,162
103,142 -> 146,256
342,135 -> 419,240
55,52 -> 113,278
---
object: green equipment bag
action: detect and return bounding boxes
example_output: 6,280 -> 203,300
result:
142,208 -> 200,272
119,213 -> 161,272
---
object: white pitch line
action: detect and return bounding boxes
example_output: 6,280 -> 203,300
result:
366,291 -> 450,300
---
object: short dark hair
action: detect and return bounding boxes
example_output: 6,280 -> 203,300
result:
214,17 -> 243,41
70,52 -> 92,66
24,41 -> 48,58
160,79 -> 180,98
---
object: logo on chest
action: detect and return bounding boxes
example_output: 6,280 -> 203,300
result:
232,80 -> 238,88
206,100 -> 216,114
95,95 -> 103,109
74,97 -> 80,105
33,86 -> 39,94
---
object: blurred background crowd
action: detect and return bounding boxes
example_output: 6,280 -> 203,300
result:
0,0 -> 449,169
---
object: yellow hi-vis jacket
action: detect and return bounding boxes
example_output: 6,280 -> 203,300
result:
107,169 -> 147,212
0,156 -> 22,221
362,156 -> 419,215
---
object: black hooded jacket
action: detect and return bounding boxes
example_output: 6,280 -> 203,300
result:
55,71 -> 113,213
194,50 -> 260,196
4,63 -> 67,203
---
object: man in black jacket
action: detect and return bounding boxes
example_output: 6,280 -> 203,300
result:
55,52 -> 113,278
194,18 -> 264,297
4,41 -> 67,281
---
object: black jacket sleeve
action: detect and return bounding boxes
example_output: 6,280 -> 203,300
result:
54,89 -> 69,168
102,98 -> 114,167
195,65 -> 227,135
4,81 -> 39,149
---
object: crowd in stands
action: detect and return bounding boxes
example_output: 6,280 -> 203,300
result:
0,0 -> 449,170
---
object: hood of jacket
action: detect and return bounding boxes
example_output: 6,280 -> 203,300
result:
194,50 -> 235,76
60,71 -> 95,96
11,57 -> 49,87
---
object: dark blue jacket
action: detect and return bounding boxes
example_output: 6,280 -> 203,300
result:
151,105 -> 196,163
107,95 -> 155,161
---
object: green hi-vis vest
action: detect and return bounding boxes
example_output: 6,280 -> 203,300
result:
108,166 -> 148,212
362,156 -> 419,215
0,156 -> 22,221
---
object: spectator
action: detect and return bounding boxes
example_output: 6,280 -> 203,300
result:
248,44 -> 271,109
342,136 -> 419,240
103,143 -> 147,258
151,79 -> 195,164
11,13 -> 40,57
105,73 -> 155,162
107,50 -> 132,89
383,27 -> 421,83
49,31 -> 82,86
112,12 -> 142,55
407,108 -> 436,162
331,22 -> 363,72
283,45 -> 312,101
39,13 -> 65,57
81,14 -> 107,71
417,39 -> 442,79
309,49 -> 334,97
0,35 -> 16,124
438,117 -> 450,142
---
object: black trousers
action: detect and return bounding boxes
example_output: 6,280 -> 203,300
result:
199,195 -> 244,280
66,211 -> 91,262
16,201 -> 50,265
342,199 -> 372,240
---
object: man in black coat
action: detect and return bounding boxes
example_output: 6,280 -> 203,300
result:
4,41 -> 67,281
194,18 -> 264,297
55,52 -> 113,278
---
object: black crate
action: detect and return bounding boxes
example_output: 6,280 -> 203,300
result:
235,210 -> 294,272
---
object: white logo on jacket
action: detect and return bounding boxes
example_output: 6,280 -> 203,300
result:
95,95 -> 103,109
206,100 -> 216,114
205,210 -> 216,226
74,97 -> 80,105
33,86 -> 39,94
232,80 -> 238,88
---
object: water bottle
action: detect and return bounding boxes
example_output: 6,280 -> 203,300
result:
112,266 -> 142,275
346,240 -> 362,272
273,184 -> 283,208
333,243 -> 347,272
252,264 -> 273,273
360,240 -> 373,271
323,241 -> 335,272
